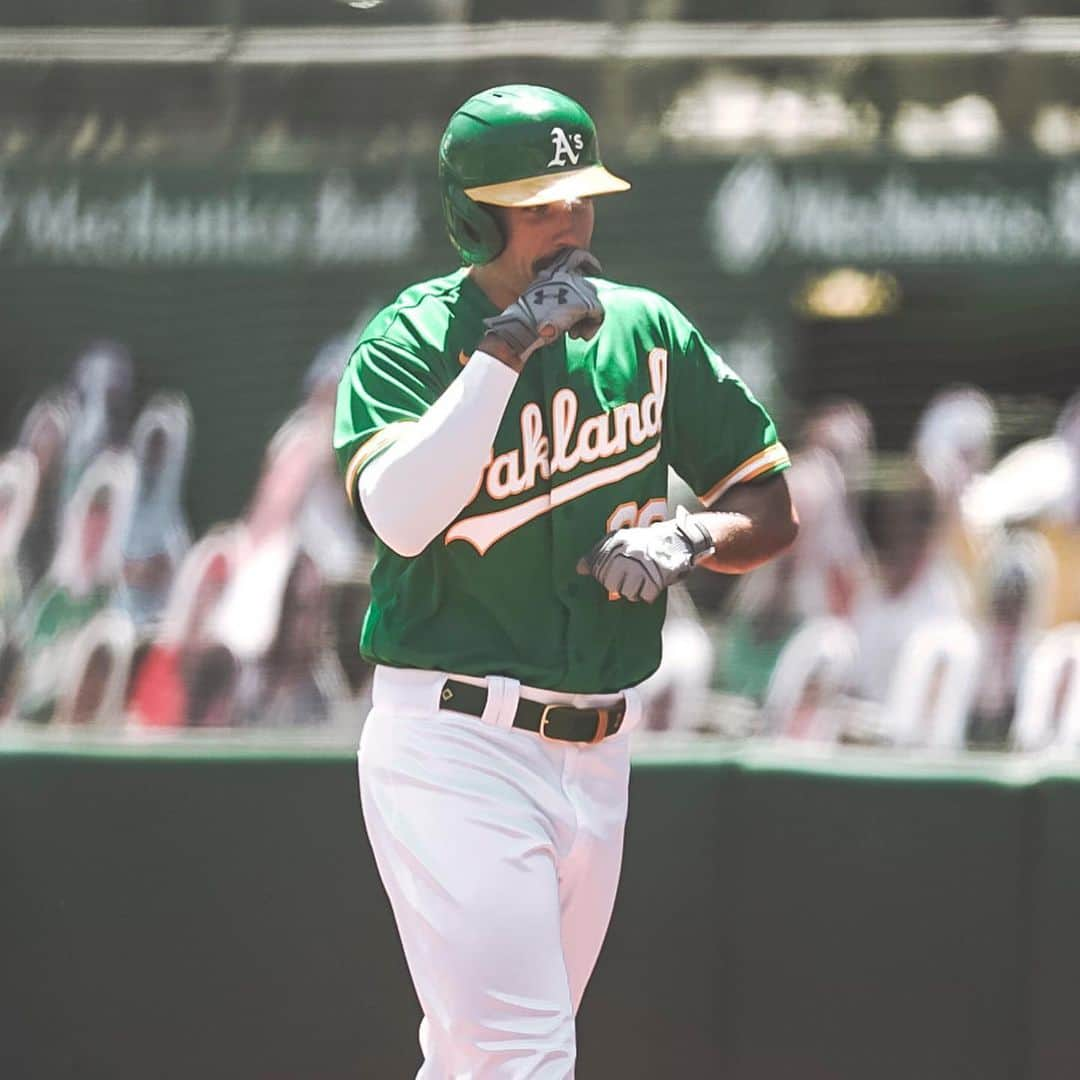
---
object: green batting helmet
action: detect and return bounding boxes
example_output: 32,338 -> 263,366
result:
438,84 -> 631,265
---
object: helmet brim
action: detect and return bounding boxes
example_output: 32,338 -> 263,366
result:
464,164 -> 630,208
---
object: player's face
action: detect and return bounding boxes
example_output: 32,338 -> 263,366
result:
500,198 -> 595,290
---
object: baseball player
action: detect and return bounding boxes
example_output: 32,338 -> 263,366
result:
334,84 -> 798,1078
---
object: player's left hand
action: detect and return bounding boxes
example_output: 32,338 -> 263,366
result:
576,506 -> 715,603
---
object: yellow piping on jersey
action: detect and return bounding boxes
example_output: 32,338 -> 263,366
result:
700,442 -> 790,508
344,422 -> 415,509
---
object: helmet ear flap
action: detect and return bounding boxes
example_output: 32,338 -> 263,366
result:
441,181 -> 505,266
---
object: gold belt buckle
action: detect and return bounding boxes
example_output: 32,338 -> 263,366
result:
538,704 -> 611,745
538,703 -> 559,742
588,708 -> 610,745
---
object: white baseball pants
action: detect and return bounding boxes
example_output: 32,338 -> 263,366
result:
358,666 -> 640,1079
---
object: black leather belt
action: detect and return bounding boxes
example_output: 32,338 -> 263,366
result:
438,679 -> 625,745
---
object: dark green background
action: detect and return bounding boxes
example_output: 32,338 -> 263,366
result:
2,744 -> 1077,1079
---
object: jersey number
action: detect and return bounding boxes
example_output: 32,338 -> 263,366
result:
600,499 -> 668,601
606,498 -> 668,532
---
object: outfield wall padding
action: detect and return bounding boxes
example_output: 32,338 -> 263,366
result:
1,744 -> 1075,1079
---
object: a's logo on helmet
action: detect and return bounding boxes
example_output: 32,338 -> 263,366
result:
547,127 -> 584,168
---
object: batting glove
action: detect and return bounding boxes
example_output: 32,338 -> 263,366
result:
483,247 -> 604,364
576,506 -> 716,604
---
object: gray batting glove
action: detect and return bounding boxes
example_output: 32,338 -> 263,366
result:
483,247 -> 604,364
576,507 -> 716,604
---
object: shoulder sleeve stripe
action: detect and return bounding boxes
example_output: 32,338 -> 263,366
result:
698,442 -> 791,507
344,421 -> 415,509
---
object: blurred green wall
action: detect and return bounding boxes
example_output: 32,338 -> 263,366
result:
2,744 -> 1079,1079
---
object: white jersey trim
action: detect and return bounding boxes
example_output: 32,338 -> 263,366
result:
699,442 -> 790,508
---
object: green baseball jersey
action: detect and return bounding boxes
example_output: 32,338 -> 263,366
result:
334,268 -> 788,693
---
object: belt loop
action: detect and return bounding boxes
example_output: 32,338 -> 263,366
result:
620,686 -> 643,735
482,675 -> 520,730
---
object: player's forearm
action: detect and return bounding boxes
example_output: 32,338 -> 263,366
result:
358,351 -> 517,557
695,474 -> 800,574
693,510 -> 794,573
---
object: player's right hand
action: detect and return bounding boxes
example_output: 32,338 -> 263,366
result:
482,247 -> 604,365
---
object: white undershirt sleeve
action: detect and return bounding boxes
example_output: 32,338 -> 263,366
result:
358,350 -> 518,557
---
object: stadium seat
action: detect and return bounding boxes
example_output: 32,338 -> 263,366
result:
762,615 -> 858,741
883,616 -> 980,749
51,608 -> 136,727
1010,623 -> 1080,752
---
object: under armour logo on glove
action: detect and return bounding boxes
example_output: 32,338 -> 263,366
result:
531,286 -> 570,307
576,506 -> 715,604
483,247 -> 604,363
